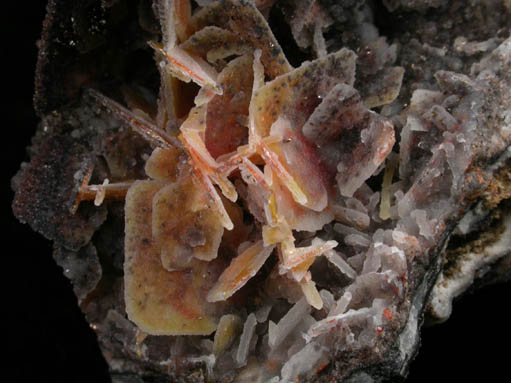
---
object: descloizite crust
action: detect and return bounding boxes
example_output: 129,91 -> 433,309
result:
13,0 -> 510,382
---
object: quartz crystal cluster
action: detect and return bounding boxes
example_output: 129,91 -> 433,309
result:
12,0 -> 510,382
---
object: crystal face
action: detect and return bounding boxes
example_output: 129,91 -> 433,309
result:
12,0 -> 510,382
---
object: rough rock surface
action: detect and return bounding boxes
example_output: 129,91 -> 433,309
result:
12,1 -> 510,382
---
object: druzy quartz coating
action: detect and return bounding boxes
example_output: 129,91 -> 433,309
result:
12,0 -> 511,382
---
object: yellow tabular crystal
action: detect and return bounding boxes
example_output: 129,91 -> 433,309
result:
152,179 -> 224,268
124,180 -> 218,335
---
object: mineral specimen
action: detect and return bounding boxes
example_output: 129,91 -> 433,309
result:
12,0 -> 510,382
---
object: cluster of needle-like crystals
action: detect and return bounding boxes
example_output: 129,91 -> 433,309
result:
79,0 -> 402,378
73,1 -> 511,382
12,0 -> 510,381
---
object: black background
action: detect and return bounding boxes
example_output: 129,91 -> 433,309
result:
4,1 -> 509,382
